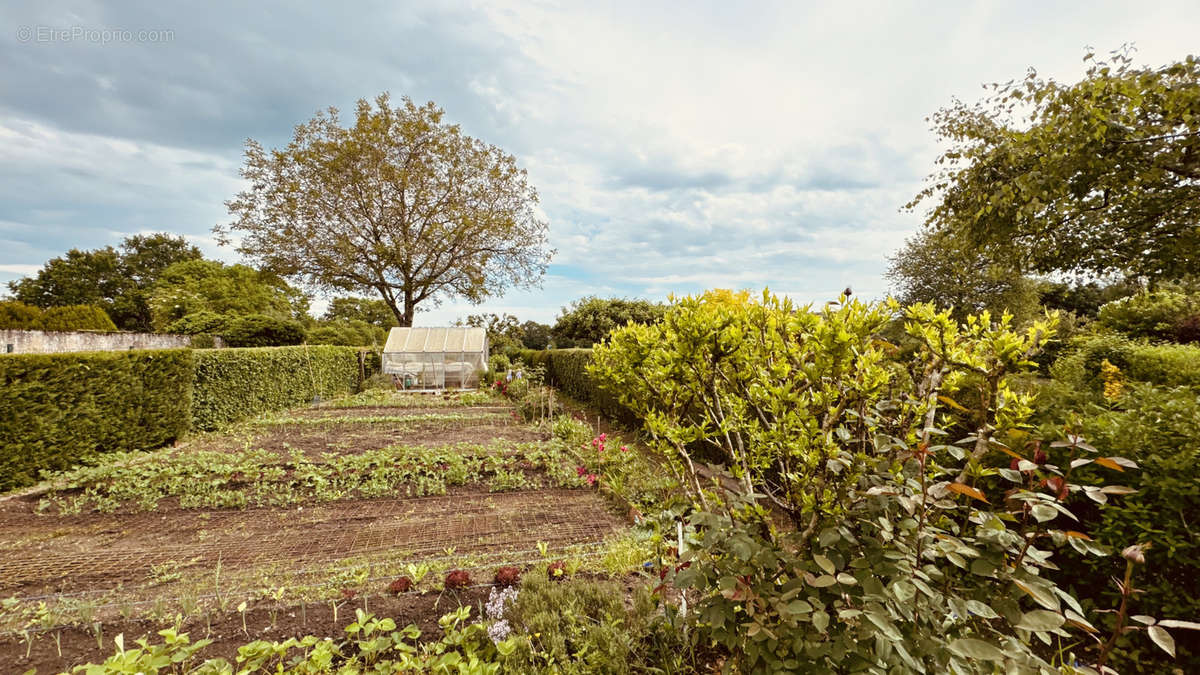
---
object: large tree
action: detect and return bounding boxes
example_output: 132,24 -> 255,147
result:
886,229 -> 1041,324
909,49 -> 1200,282
322,296 -> 398,328
8,233 -> 202,331
218,94 -> 553,326
147,259 -> 309,331
552,296 -> 666,347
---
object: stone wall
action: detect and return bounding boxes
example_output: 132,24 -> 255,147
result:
0,329 -> 192,354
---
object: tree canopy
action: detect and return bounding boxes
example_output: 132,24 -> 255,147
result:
909,49 -> 1200,282
218,93 -> 553,326
147,259 -> 308,331
886,229 -> 1041,324
552,296 -> 666,347
322,296 -> 398,328
7,233 -> 201,331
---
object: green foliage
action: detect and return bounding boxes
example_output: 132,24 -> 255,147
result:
322,296 -> 399,328
0,300 -> 46,330
219,314 -> 307,347
1039,279 -> 1138,319
520,320 -> 552,350
147,259 -> 308,331
40,304 -> 119,332
500,574 -> 694,673
165,311 -> 230,336
7,233 -> 201,332
591,291 -> 1183,670
1052,333 -> 1200,390
1037,383 -> 1200,670
0,349 -> 193,491
887,228 -> 1043,325
552,296 -> 666,347
1098,286 -> 1200,343
191,345 -> 365,430
516,348 -> 634,424
911,49 -> 1200,281
218,93 -> 552,327
306,319 -> 386,347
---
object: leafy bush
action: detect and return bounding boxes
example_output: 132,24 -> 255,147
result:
1098,287 -> 1200,343
591,291 -> 1188,671
516,348 -> 635,425
1037,382 -> 1200,670
39,304 -> 118,332
552,296 -> 666,347
306,319 -> 386,346
0,300 -> 45,330
1052,333 -> 1200,390
0,349 -> 193,490
499,574 -> 694,673
165,310 -> 230,335
219,313 -> 306,347
191,345 -> 366,430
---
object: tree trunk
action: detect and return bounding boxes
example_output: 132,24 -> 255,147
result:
402,289 -> 415,327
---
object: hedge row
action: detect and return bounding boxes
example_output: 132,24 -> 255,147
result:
1052,333 -> 1200,390
0,345 -> 375,491
515,348 -> 638,426
0,349 -> 194,491
192,345 -> 367,430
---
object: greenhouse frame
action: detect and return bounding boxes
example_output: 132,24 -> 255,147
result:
381,327 -> 489,391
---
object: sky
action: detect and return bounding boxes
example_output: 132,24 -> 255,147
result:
2,1 -> 1198,325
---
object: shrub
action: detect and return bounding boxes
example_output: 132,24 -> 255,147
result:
0,300 -> 45,330
40,304 -> 118,332
1098,287 -> 1200,343
166,311 -> 230,335
306,320 -> 386,346
1041,383 -> 1200,670
220,314 -> 306,347
592,291 -> 1188,671
1052,333 -> 1200,390
552,296 -> 666,347
0,349 -> 193,490
191,345 -> 366,430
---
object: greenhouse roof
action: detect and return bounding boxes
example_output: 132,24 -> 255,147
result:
383,327 -> 487,353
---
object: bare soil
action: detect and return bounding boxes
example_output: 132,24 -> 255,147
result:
0,397 -> 628,671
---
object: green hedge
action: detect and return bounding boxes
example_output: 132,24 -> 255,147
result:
191,345 -> 366,430
515,348 -> 637,425
0,349 -> 194,491
1052,334 -> 1200,390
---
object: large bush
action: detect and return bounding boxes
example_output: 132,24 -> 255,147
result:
591,291 -> 1189,671
220,314 -> 307,347
35,304 -> 118,332
1098,287 -> 1200,343
1052,333 -> 1200,391
306,319 -> 386,346
552,296 -> 666,347
191,345 -> 365,430
0,349 -> 193,490
166,310 -> 231,335
0,300 -> 46,330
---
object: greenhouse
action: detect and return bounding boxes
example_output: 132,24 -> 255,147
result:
381,326 -> 488,390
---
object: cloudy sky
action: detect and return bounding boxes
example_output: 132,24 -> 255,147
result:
2,1 -> 1198,325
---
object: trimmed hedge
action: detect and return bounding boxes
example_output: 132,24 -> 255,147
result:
191,345 -> 366,430
515,348 -> 637,425
0,349 -> 194,491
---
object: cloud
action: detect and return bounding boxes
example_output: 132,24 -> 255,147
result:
2,0 -> 1199,311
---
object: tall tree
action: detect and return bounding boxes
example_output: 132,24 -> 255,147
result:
218,93 -> 553,326
7,233 -> 201,331
909,49 -> 1200,282
322,296 -> 398,328
552,296 -> 666,347
147,259 -> 309,331
886,229 -> 1041,323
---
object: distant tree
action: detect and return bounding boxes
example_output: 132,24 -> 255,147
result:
148,260 -> 309,331
458,313 -> 524,354
909,50 -> 1200,282
40,305 -> 118,332
0,300 -> 45,330
519,320 -> 552,350
220,314 -> 307,347
1038,279 -> 1139,319
165,310 -> 231,336
218,93 -> 553,327
322,296 -> 398,328
307,319 -> 387,347
552,297 -> 667,347
8,233 -> 202,331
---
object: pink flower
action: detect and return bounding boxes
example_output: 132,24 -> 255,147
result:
620,445 -> 628,453
599,433 -> 607,442
585,474 -> 598,487
576,465 -> 587,477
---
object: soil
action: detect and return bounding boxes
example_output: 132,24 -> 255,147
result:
1,587 -> 493,673
0,397 -> 630,672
